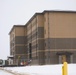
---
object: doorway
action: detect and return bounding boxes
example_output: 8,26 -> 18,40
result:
57,52 -> 73,64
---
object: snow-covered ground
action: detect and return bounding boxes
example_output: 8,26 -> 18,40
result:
0,70 -> 13,75
3,64 -> 76,75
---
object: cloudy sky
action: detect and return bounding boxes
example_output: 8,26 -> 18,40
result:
0,0 -> 76,60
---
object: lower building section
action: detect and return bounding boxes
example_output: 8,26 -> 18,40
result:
13,54 -> 27,65
12,50 -> 76,65
46,50 -> 76,64
30,50 -> 76,65
27,51 -> 45,65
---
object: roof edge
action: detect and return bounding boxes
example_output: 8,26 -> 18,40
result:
9,25 -> 25,34
9,10 -> 76,34
25,12 -> 43,26
43,10 -> 76,13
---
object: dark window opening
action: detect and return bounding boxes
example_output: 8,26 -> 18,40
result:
29,43 -> 32,59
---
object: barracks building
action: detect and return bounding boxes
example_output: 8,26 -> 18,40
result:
9,10 -> 76,65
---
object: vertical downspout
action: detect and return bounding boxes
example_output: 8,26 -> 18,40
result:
14,28 -> 16,65
48,12 -> 50,64
36,17 -> 37,59
31,22 -> 32,60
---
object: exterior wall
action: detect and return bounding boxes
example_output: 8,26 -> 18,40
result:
10,26 -> 27,65
49,12 -> 76,38
15,27 -> 25,36
37,15 -> 45,65
26,14 -> 45,65
27,16 -> 38,64
9,11 -> 76,65
44,12 -> 76,64
44,12 -> 76,38
10,28 -> 15,56
73,51 -> 76,63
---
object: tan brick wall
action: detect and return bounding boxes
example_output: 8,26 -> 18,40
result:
10,28 -> 15,41
37,15 -> 44,27
24,26 -> 27,36
44,12 -> 76,38
44,13 -> 49,38
15,27 -> 25,36
9,11 -> 76,65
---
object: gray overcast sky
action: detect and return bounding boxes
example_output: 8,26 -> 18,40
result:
0,0 -> 76,60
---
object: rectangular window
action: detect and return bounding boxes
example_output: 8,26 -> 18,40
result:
45,29 -> 46,34
29,43 -> 32,59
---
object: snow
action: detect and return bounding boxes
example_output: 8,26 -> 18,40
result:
0,70 -> 13,75
4,64 -> 76,75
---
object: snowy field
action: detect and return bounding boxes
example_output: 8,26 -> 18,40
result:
3,64 -> 76,75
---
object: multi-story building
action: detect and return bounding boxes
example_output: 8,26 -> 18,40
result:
9,10 -> 76,65
9,25 -> 27,65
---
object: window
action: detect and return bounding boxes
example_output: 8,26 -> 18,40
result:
29,43 -> 32,59
44,30 -> 46,34
45,43 -> 46,49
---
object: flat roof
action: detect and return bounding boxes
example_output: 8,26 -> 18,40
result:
9,25 -> 25,34
9,10 -> 76,35
43,10 -> 76,13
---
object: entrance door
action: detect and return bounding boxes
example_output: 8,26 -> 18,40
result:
59,55 -> 71,64
62,55 -> 66,63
